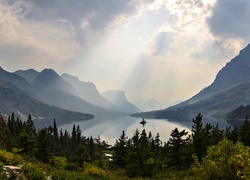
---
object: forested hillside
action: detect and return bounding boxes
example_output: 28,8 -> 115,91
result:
1,112 -> 250,179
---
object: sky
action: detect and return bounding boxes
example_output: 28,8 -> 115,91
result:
1,0 -> 250,105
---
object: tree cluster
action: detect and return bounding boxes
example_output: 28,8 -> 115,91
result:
0,113 -> 108,166
111,113 -> 250,178
1,112 -> 250,179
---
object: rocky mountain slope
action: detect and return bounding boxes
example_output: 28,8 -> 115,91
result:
14,69 -> 39,83
61,73 -> 122,112
102,90 -> 142,114
133,44 -> 250,120
0,71 -> 94,125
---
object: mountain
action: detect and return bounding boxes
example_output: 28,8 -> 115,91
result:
102,90 -> 142,114
32,69 -> 125,117
133,44 -> 250,120
133,98 -> 175,111
32,69 -> 77,95
61,73 -> 122,111
14,69 -> 39,83
0,67 -> 34,95
0,73 -> 94,126
227,105 -> 250,120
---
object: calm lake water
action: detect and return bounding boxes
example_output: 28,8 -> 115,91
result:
58,116 -> 225,145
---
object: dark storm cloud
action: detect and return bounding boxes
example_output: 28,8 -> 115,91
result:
6,0 -> 155,46
208,0 -> 250,39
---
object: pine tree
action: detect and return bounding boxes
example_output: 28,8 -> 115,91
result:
112,130 -> 128,168
0,114 -> 8,147
76,125 -> 81,144
35,128 -> 51,163
167,128 -> 190,168
239,118 -> 250,146
17,130 -> 35,156
192,113 -> 210,161
88,136 -> 95,160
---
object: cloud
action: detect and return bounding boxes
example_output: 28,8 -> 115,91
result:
2,0 -> 248,103
1,0 -> 157,72
151,31 -> 171,56
208,0 -> 250,40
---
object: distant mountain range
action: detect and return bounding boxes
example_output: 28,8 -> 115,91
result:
61,73 -> 123,112
133,44 -> 250,121
0,66 -> 142,126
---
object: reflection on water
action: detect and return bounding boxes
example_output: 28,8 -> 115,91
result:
58,116 -> 194,145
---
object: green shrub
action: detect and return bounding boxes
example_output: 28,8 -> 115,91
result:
0,174 -> 8,180
51,169 -> 68,180
0,149 -> 23,165
50,156 -> 67,169
193,138 -> 250,179
64,162 -> 79,171
83,162 -> 106,178
22,164 -> 46,180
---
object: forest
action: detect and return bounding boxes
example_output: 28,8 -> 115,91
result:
1,113 -> 250,179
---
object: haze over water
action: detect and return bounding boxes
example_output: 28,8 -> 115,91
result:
58,116 -> 229,145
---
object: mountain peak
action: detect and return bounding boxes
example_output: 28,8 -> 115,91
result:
133,43 -> 250,119
33,68 -> 76,95
14,69 -> 39,83
40,68 -> 58,77
102,90 -> 142,113
34,68 -> 61,83
212,43 -> 250,90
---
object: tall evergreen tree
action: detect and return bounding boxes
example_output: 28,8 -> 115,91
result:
239,118 -> 250,146
0,114 -> 8,147
112,130 -> 128,168
192,113 -> 211,161
167,128 -> 190,168
88,136 -> 95,160
35,128 -> 51,163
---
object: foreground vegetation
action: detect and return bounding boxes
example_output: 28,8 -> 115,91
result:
1,113 -> 250,179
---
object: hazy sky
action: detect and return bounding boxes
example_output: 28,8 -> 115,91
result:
1,0 -> 250,104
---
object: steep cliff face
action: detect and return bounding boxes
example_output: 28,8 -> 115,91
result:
102,90 -> 142,113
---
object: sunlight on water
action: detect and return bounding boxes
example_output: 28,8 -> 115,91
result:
58,117 -> 192,145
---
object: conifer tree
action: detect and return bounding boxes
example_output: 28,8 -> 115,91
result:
167,128 -> 190,168
239,118 -> 250,146
35,128 -> 51,163
0,114 -> 8,147
112,130 -> 128,168
192,113 -> 210,161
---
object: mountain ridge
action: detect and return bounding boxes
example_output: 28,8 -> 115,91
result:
14,69 -> 39,83
102,90 -> 142,113
0,76 -> 94,126
61,73 -> 123,112
133,43 -> 250,120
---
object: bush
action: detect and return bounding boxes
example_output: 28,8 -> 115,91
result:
50,156 -> 67,169
0,149 -> 23,165
51,169 -> 68,180
193,138 -> 250,179
22,164 -> 46,180
64,162 -> 79,171
83,162 -> 106,178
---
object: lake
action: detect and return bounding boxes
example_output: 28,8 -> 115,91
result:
58,116 -> 229,145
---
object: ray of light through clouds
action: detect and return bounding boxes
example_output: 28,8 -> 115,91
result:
1,0 -> 250,105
